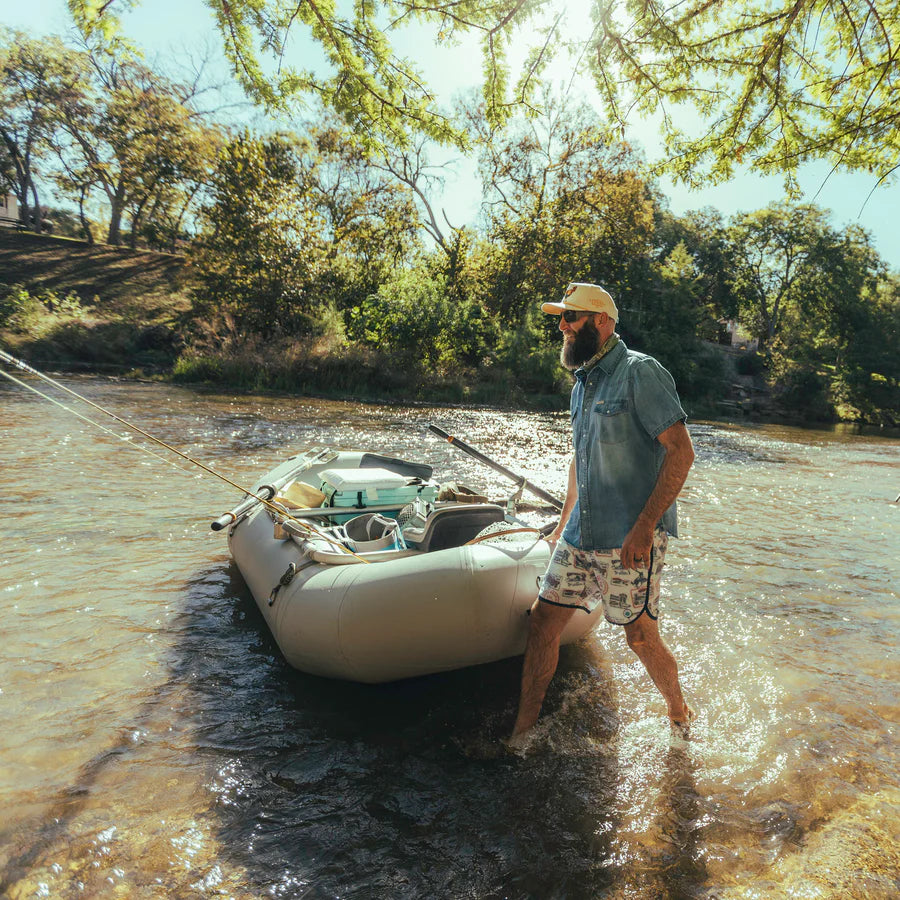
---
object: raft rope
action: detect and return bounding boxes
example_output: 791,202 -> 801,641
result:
464,526 -> 544,545
0,349 -> 369,561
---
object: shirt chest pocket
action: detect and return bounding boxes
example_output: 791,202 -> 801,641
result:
593,397 -> 630,443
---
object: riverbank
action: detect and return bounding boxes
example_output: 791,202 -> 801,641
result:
0,231 -> 563,408
3,229 -> 892,426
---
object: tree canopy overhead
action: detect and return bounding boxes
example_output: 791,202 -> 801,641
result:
66,0 -> 555,151
67,0 -> 900,187
593,0 -> 900,191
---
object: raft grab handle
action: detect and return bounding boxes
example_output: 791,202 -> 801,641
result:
211,484 -> 276,530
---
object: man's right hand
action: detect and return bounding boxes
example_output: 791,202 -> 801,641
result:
543,526 -> 565,547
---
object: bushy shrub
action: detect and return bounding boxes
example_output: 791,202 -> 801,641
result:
774,367 -> 834,421
172,354 -> 224,383
670,344 -> 726,402
0,284 -> 44,332
290,301 -> 347,351
493,306 -> 570,395
346,269 -> 493,370
0,284 -> 86,333
736,351 -> 765,376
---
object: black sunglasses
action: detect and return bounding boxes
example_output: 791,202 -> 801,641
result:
561,309 -> 594,323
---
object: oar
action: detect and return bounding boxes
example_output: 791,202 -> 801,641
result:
428,424 -> 563,511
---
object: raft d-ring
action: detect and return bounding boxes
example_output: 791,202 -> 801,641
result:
268,562 -> 298,606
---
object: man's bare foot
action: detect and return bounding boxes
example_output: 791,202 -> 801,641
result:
505,731 -> 528,749
669,704 -> 696,737
502,730 -> 532,753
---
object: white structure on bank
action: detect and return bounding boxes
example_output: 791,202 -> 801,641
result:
722,319 -> 759,352
0,193 -> 19,227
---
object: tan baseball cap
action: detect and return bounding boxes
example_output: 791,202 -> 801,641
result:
541,282 -> 619,321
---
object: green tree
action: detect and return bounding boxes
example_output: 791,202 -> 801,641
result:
728,202 -> 896,421
467,92 -> 655,325
67,0 -> 561,150
374,135 -> 466,257
51,44 -> 218,246
294,114 -> 421,309
68,0 -> 900,190
841,275 -> 900,423
0,29 -> 86,229
654,208 -> 737,340
123,117 -> 222,251
725,203 -> 839,352
769,224 -> 895,421
190,115 -> 423,337
588,0 -> 900,189
346,265 -> 490,370
189,132 -> 325,336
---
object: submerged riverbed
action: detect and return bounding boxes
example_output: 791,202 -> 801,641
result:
1,377 -> 898,898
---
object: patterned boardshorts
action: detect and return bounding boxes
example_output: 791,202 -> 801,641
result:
538,528 -> 668,625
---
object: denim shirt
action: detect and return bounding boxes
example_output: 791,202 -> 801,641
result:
561,339 -> 686,551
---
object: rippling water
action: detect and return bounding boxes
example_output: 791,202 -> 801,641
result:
1,376 -> 898,898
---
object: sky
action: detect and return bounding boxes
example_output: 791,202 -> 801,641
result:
4,0 -> 899,272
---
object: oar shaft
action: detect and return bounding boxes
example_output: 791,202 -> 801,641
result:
428,424 -> 563,511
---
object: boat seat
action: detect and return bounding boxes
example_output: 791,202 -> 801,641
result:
415,504 -> 506,552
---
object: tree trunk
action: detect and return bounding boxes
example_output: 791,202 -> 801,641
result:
172,183 -> 202,251
78,187 -> 95,246
29,178 -> 41,230
16,175 -> 31,228
129,192 -> 153,249
106,182 -> 127,245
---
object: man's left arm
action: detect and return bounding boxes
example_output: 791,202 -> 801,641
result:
620,420 -> 695,569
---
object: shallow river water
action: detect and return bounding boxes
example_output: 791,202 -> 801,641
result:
0,376 -> 898,899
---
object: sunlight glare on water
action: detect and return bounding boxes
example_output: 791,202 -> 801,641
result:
0,378 -> 898,898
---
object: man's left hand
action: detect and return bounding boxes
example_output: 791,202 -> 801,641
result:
621,522 -> 653,569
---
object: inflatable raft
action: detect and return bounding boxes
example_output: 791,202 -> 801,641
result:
215,448 -> 605,683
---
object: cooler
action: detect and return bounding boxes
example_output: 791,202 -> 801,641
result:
319,467 -> 439,520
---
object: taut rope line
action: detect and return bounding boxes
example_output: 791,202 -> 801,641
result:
1,348 -> 257,494
0,366 -> 195,474
0,349 -> 369,561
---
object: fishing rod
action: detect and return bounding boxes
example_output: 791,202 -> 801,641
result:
0,348 -> 263,494
0,349 -> 369,560
0,365 -> 195,473
428,423 -> 564,511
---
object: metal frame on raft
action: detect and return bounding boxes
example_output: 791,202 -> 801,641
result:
211,430 -> 565,555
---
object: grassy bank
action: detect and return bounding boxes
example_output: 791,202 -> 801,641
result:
0,231 -> 571,408
0,230 -> 191,372
0,230 -> 189,317
0,230 -> 816,421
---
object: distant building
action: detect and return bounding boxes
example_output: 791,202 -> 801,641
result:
720,318 -> 759,353
1,193 -> 20,227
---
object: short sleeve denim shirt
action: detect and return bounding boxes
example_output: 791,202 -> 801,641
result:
562,338 -> 687,551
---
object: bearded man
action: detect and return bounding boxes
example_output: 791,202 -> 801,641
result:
509,282 -> 695,745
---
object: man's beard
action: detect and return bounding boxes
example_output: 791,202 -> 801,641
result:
561,318 -> 600,370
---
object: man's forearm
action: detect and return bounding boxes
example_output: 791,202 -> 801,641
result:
635,422 -> 694,531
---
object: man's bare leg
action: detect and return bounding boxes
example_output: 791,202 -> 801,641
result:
623,615 -> 694,726
509,600 -> 577,742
